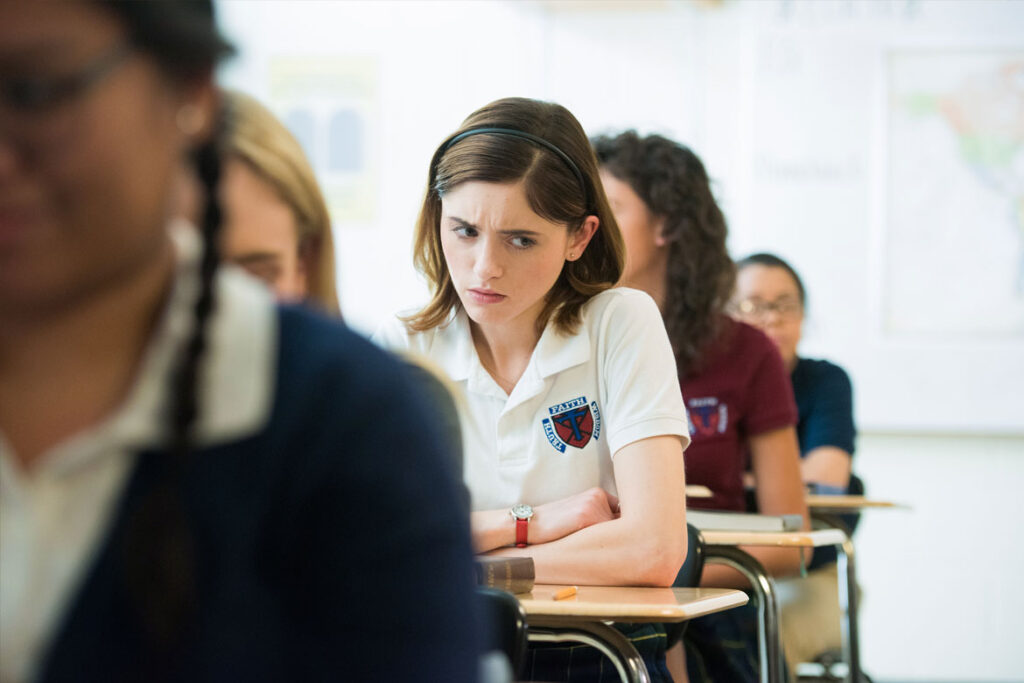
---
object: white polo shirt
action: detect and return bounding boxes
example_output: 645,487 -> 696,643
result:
373,287 -> 689,512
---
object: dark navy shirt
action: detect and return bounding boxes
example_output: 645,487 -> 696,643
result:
791,357 -> 860,566
791,357 -> 856,459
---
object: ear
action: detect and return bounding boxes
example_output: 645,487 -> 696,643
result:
653,215 -> 669,248
565,215 -> 600,262
174,74 -> 219,147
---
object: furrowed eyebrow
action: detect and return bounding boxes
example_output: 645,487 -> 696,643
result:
446,217 -> 541,238
447,217 -> 478,230
499,228 -> 541,238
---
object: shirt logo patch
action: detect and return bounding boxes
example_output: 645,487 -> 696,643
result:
543,395 -> 601,452
687,397 -> 728,437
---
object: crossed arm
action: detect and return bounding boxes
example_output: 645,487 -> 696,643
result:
473,434 -> 688,587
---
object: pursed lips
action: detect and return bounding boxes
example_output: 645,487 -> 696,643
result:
466,287 -> 506,304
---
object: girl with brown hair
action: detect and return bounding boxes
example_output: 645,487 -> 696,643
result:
376,97 -> 691,681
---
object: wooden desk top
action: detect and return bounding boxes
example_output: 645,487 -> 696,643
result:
806,494 -> 906,510
518,585 -> 748,623
701,528 -> 848,547
686,485 -> 713,498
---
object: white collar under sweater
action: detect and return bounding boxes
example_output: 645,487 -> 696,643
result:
0,223 -> 277,683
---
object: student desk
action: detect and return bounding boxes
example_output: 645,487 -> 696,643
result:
806,494 -> 905,512
802,495 -> 906,682
699,528 -> 848,683
518,585 -> 748,683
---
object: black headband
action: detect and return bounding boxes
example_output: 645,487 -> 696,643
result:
430,126 -> 592,212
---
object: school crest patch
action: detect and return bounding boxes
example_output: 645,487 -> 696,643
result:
542,395 -> 602,453
687,397 -> 728,437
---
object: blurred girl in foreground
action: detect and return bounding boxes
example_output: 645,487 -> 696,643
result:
0,2 -> 478,680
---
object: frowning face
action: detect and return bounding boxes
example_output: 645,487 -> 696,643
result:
439,180 -> 593,341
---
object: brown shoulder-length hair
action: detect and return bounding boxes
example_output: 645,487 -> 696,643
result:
404,97 -> 625,336
593,131 -> 734,377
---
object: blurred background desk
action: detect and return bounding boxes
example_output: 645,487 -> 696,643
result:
699,528 -> 848,683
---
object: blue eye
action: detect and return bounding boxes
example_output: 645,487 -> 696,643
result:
453,225 -> 477,238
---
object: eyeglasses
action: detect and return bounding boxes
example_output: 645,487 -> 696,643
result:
1,42 -> 132,152
732,298 -> 803,320
2,42 -> 132,112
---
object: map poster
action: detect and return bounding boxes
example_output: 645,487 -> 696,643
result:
884,49 -> 1024,339
268,57 -> 379,226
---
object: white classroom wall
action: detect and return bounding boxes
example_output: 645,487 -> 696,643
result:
216,1 -> 1024,680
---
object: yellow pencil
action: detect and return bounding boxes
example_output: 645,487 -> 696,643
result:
553,585 -> 578,600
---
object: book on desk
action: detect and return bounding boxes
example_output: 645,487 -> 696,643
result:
687,510 -> 803,532
475,556 -> 535,594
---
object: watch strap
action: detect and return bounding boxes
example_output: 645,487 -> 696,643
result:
515,517 -> 529,547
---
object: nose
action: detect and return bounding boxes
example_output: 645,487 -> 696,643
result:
473,235 -> 503,281
760,308 -> 784,326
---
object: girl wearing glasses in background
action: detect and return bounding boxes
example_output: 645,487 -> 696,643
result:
0,2 -> 478,680
593,132 -> 810,683
734,252 -> 860,672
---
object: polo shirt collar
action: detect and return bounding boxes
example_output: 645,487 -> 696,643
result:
429,309 -> 476,383
121,221 -> 276,451
429,306 -> 592,400
532,314 -> 592,379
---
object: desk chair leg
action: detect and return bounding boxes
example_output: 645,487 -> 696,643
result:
836,537 -> 862,683
813,513 -> 863,683
527,620 -> 652,683
705,546 -> 784,683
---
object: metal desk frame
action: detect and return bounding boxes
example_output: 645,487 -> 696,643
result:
702,527 -> 856,683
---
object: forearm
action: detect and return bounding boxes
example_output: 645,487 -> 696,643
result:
477,435 -> 687,586
800,446 -> 852,488
471,509 -> 517,553
486,514 -> 685,586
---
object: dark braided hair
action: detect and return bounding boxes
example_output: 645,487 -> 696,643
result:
593,131 -> 735,377
97,0 -> 234,656
123,133 -> 226,650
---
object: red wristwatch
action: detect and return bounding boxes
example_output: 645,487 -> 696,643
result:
509,504 -> 534,548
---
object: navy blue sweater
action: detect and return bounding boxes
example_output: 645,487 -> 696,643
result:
38,307 -> 480,682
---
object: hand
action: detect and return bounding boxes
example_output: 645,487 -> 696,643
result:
529,487 -> 620,545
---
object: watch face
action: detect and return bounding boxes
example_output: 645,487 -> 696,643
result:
510,503 -> 534,520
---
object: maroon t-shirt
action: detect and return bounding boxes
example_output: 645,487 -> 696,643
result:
681,318 -> 798,511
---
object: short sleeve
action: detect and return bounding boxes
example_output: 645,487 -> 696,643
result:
798,361 -> 856,456
741,327 -> 799,437
595,290 -> 691,455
